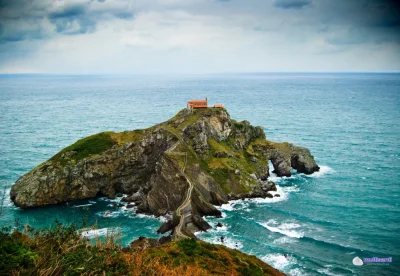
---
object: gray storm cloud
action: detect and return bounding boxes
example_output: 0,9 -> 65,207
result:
0,0 -> 399,73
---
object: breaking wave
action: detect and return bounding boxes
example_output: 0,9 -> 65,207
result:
258,219 -> 304,239
304,165 -> 335,178
262,253 -> 297,271
80,227 -> 119,238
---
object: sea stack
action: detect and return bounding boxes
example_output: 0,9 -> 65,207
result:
10,108 -> 319,238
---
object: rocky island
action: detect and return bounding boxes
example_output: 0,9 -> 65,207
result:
11,108 -> 319,241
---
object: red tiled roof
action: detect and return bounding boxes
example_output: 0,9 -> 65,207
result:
188,100 -> 207,103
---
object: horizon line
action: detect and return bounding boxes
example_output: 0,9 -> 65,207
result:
0,71 -> 400,76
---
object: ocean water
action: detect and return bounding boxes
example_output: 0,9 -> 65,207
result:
0,73 -> 399,275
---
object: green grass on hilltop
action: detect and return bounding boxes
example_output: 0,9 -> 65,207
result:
49,130 -> 148,166
50,132 -> 117,165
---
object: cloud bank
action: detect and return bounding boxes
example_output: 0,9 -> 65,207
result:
0,0 -> 399,73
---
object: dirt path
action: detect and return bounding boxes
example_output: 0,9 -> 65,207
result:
166,140 -> 194,240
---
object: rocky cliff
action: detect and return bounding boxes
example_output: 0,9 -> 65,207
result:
10,108 -> 319,238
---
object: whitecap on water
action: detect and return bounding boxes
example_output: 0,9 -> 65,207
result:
2,187 -> 13,207
258,220 -> 304,239
205,222 -> 230,233
288,268 -> 311,276
262,253 -> 297,271
72,203 -> 94,208
220,203 -> 234,211
96,210 -> 125,218
133,213 -> 168,223
97,195 -> 127,203
80,227 -> 119,238
317,267 -> 345,276
219,201 -> 249,211
273,236 -> 297,245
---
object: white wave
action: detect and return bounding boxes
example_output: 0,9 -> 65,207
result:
268,174 -> 297,183
135,213 -> 157,219
72,203 -> 93,208
220,203 -> 234,211
262,253 -> 296,271
273,236 -> 297,245
97,195 -> 126,203
317,267 -> 344,276
219,201 -> 250,211
258,220 -> 304,239
304,165 -> 334,178
215,224 -> 229,232
80,227 -> 119,238
266,218 -> 278,224
1,188 -> 13,207
289,268 -> 311,276
134,212 -> 167,222
96,210 -> 125,218
204,222 -> 230,233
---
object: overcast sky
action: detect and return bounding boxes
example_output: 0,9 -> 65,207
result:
0,0 -> 399,74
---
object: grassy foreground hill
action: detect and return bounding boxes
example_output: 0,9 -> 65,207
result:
0,222 -> 285,276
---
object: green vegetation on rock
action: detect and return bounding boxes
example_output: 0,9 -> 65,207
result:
51,132 -> 117,165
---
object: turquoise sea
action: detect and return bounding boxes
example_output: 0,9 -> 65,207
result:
0,73 -> 399,275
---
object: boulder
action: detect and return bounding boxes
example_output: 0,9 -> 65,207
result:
214,151 -> 231,158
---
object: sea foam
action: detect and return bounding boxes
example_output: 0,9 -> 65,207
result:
72,203 -> 94,208
2,187 -> 13,207
304,165 -> 334,178
262,253 -> 297,271
80,227 -> 119,238
258,220 -> 304,239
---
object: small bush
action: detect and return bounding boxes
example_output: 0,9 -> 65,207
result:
0,231 -> 38,274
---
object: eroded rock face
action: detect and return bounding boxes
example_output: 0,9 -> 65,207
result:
269,143 -> 320,177
182,111 -> 232,154
10,128 -> 179,208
